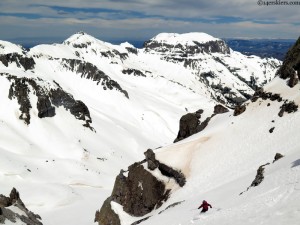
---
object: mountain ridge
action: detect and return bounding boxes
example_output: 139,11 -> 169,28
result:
0,31 -> 285,225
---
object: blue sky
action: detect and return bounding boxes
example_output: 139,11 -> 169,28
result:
0,0 -> 299,46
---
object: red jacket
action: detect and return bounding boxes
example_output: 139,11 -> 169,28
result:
198,201 -> 212,210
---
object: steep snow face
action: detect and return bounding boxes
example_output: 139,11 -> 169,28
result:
0,32 -> 282,225
126,77 -> 300,225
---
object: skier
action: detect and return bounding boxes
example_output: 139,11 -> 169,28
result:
198,200 -> 212,213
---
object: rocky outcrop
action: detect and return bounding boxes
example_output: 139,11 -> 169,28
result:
95,149 -> 186,225
174,112 -> 200,142
233,104 -> 246,116
249,88 -> 298,117
214,104 -> 229,114
276,37 -> 300,87
240,153 -> 284,195
3,73 -> 93,128
144,149 -> 186,187
273,153 -> 284,163
0,53 -> 35,71
278,101 -> 298,117
7,76 -> 32,124
0,188 -> 42,225
122,69 -> 146,77
250,163 -> 270,187
94,197 -> 120,225
174,105 -> 229,142
251,88 -> 283,103
61,59 -> 129,98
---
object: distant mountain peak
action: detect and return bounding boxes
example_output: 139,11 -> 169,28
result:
63,32 -> 102,46
150,32 -> 220,45
0,40 -> 26,55
143,32 -> 230,56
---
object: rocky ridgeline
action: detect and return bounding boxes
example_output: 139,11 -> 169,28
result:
240,153 -> 284,195
0,53 -> 35,71
232,36 -> 300,117
174,104 -> 229,142
233,87 -> 298,117
143,38 -> 230,56
60,59 -> 129,98
1,73 -> 93,129
63,32 -> 129,61
143,37 -> 230,73
277,37 -> 300,88
95,149 -> 185,225
0,188 -> 42,225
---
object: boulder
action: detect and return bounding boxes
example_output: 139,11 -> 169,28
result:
213,104 -> 229,114
174,113 -> 199,142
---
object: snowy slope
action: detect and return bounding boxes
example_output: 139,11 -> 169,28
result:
111,77 -> 300,225
0,32 -> 282,225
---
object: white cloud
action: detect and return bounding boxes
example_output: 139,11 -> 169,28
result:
0,0 -> 299,44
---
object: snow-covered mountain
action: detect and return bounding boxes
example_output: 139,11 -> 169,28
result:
96,37 -> 300,225
0,32 -> 282,225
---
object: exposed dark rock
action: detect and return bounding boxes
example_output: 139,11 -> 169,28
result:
0,53 -> 35,70
251,88 -> 283,103
197,116 -> 213,133
158,163 -> 186,187
250,88 -> 298,117
251,163 -> 270,187
36,96 -> 55,118
195,109 -> 204,119
61,59 -> 129,98
240,162 -> 270,195
210,83 -> 247,106
0,188 -> 42,225
158,201 -> 185,214
107,163 -> 169,217
143,39 -> 230,55
7,77 -> 32,125
122,69 -> 146,77
94,197 -> 120,225
144,149 -> 159,170
273,153 -> 284,163
2,73 -> 93,128
113,50 -> 129,61
131,217 -> 151,225
126,47 -> 138,55
50,88 -> 93,129
96,150 -> 186,225
144,149 -> 186,187
269,127 -> 275,133
174,113 -> 199,142
174,109 -> 216,142
214,104 -> 229,114
288,73 -> 299,88
233,104 -> 246,116
278,101 -> 298,117
276,37 -> 300,87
